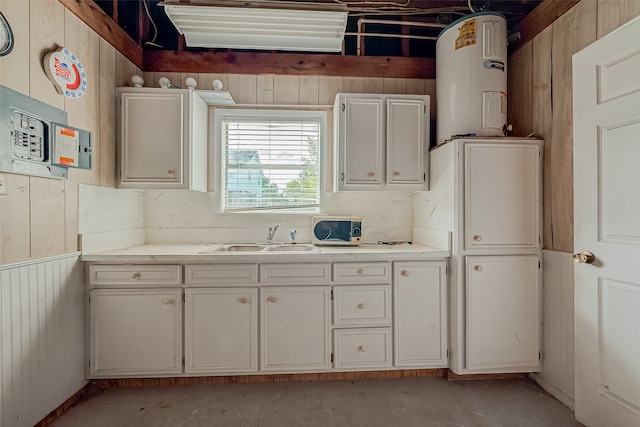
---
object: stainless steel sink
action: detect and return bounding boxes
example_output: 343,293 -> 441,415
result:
264,244 -> 315,252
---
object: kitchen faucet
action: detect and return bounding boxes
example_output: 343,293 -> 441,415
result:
266,224 -> 280,243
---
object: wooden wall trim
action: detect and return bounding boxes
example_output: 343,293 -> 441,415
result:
58,0 -> 143,69
144,50 -> 436,79
509,0 -> 582,54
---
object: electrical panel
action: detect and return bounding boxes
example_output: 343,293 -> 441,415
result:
0,85 -> 92,179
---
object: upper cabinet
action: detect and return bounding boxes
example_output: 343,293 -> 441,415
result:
116,87 -> 208,191
333,93 -> 429,191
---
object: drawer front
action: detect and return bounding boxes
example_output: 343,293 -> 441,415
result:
184,264 -> 258,285
89,265 -> 182,286
333,262 -> 391,284
260,263 -> 331,284
333,328 -> 392,369
333,285 -> 391,326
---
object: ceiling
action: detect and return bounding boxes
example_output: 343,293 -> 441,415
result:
95,0 -> 544,58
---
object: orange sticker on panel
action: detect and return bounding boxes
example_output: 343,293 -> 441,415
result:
455,18 -> 476,50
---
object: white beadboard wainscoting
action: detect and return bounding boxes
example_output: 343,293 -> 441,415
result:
531,250 -> 575,409
0,253 -> 86,427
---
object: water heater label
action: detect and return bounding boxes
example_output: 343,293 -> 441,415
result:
455,18 -> 476,50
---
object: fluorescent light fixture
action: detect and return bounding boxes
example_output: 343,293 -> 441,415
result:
160,1 -> 348,52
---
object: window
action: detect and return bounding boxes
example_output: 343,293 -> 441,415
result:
215,109 -> 325,213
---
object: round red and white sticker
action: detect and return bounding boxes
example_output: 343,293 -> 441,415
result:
44,47 -> 87,98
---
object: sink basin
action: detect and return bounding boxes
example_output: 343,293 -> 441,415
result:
199,244 -> 265,253
264,244 -> 315,252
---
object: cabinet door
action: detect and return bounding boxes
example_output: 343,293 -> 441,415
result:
261,286 -> 330,371
394,261 -> 447,367
387,98 -> 426,185
464,143 -> 541,249
119,91 -> 185,185
339,97 -> 384,187
184,288 -> 257,374
90,288 -> 182,377
466,255 -> 540,371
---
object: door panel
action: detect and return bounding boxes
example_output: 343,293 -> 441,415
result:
573,14 -> 640,427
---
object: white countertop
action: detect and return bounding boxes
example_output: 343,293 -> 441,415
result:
81,243 -> 450,263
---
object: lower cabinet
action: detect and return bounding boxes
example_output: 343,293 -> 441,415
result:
465,255 -> 540,371
393,261 -> 448,367
90,288 -> 183,377
184,288 -> 258,374
260,286 -> 331,372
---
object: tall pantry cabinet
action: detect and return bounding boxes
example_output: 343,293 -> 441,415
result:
429,138 -> 543,374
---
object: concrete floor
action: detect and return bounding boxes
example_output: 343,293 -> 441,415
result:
52,377 -> 583,427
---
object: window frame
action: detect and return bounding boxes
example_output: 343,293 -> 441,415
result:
213,108 -> 327,214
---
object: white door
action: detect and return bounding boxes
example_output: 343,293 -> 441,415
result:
573,15 -> 640,427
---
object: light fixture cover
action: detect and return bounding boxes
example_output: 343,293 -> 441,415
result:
161,1 -> 348,52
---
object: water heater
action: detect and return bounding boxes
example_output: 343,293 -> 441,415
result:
436,12 -> 507,144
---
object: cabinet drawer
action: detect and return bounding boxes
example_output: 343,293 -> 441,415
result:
260,263 -> 330,284
333,285 -> 391,326
332,262 -> 391,284
89,265 -> 182,286
184,264 -> 258,285
333,328 -> 392,369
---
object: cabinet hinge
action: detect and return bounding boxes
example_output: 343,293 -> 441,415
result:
182,356 -> 185,367
538,351 -> 541,360
340,172 -> 344,182
183,293 -> 186,304
424,105 -> 427,114
538,261 -> 541,269
331,353 -> 334,363
423,173 -> 426,182
445,265 -> 448,276
341,103 -> 345,112
330,290 -> 334,300
446,348 -> 449,358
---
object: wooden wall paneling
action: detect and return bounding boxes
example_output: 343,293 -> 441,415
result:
99,38 -> 117,188
256,75 -> 275,104
0,0 -> 29,93
318,76 -> 342,105
273,75 -> 300,105
142,71 -> 154,88
549,0 -> 597,253
532,27 -> 554,250
597,0 -> 640,38
227,74 -> 257,105
115,53 -> 142,88
383,78 -> 407,94
299,76 -> 319,105
0,174 -> 31,264
406,79 -> 426,95
507,42 -> 533,137
29,177 -> 66,259
29,0 -> 65,109
342,77 -> 364,93
363,78 -> 384,93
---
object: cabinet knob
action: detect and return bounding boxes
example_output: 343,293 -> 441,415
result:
474,265 -> 483,272
163,298 -> 173,305
239,297 -> 248,304
267,296 -> 278,303
393,172 -> 400,177
368,172 -> 375,177
473,235 -> 482,242
358,303 -> 366,310
168,170 -> 175,176
131,272 -> 141,279
401,270 -> 409,277
358,345 -> 367,352
357,268 -> 365,274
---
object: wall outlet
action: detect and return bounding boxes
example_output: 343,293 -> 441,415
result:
0,172 -> 8,196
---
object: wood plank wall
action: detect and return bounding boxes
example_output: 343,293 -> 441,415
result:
0,0 -> 142,265
507,0 -> 640,253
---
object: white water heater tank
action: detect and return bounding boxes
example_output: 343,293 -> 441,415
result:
436,12 -> 507,144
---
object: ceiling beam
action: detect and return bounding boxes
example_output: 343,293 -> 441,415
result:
144,50 -> 436,79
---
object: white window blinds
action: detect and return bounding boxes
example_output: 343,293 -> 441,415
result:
219,110 -> 323,213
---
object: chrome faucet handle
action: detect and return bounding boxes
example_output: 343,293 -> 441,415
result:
290,229 -> 297,243
267,224 -> 280,242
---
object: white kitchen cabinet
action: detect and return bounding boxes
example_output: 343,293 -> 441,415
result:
465,255 -> 540,371
184,288 -> 258,374
90,288 -> 182,377
116,87 -> 207,191
429,138 -> 543,374
333,93 -> 429,191
261,286 -> 331,372
393,261 -> 447,368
